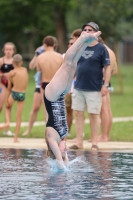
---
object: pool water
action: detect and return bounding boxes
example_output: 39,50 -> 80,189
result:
0,148 -> 133,200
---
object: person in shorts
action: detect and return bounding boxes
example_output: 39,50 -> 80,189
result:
70,22 -> 111,150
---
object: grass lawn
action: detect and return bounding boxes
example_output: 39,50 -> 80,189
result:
0,64 -> 133,141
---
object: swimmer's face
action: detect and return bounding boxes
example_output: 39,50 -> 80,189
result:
4,45 -> 15,57
59,140 -> 67,157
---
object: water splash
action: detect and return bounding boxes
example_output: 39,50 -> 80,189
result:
46,155 -> 87,173
69,155 -> 86,166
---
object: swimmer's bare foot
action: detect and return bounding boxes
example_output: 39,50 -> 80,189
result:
68,137 -> 77,143
81,30 -> 101,42
22,130 -> 29,136
98,134 -> 110,142
91,144 -> 99,151
69,144 -> 83,150
14,138 -> 20,143
88,138 -> 92,142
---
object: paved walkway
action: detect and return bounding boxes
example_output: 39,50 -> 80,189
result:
0,116 -> 133,127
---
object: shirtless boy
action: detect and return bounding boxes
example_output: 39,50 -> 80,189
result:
36,36 -> 63,95
22,37 -> 58,136
4,54 -> 28,142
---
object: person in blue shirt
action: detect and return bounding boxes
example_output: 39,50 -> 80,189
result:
70,22 -> 111,151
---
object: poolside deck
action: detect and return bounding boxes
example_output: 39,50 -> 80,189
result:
0,137 -> 133,152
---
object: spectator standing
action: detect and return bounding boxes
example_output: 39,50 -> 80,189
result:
22,37 -> 58,136
98,37 -> 117,142
70,22 -> 111,150
0,42 -> 16,136
2,54 -> 28,142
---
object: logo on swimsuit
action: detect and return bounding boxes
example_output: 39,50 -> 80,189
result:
82,50 -> 94,59
5,65 -> 8,68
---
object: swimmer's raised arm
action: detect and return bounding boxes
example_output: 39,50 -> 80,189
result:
29,54 -> 37,70
29,45 -> 45,70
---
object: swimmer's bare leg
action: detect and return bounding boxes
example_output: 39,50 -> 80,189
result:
46,127 -> 67,169
45,31 -> 101,101
14,101 -> 24,142
22,92 -> 42,136
64,31 -> 100,64
4,94 -> 15,131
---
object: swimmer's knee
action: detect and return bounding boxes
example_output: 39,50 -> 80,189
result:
33,106 -> 40,112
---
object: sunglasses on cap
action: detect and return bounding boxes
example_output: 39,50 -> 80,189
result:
83,28 -> 94,32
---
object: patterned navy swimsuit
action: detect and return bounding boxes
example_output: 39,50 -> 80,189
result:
44,92 -> 68,139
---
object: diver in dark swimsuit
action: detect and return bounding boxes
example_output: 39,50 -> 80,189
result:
38,31 -> 101,169
44,92 -> 68,139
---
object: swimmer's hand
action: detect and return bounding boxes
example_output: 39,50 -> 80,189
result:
56,160 -> 65,170
93,31 -> 102,40
35,46 -> 44,55
81,31 -> 102,43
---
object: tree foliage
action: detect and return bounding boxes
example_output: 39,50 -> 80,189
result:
0,0 -> 133,57
0,0 -> 73,54
66,0 -> 133,40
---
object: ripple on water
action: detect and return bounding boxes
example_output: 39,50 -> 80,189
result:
0,149 -> 133,200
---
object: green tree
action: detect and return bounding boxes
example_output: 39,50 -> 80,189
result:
0,0 -> 75,56
0,0 -> 133,58
66,0 -> 133,41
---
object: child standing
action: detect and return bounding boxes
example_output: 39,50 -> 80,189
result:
5,54 -> 28,142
